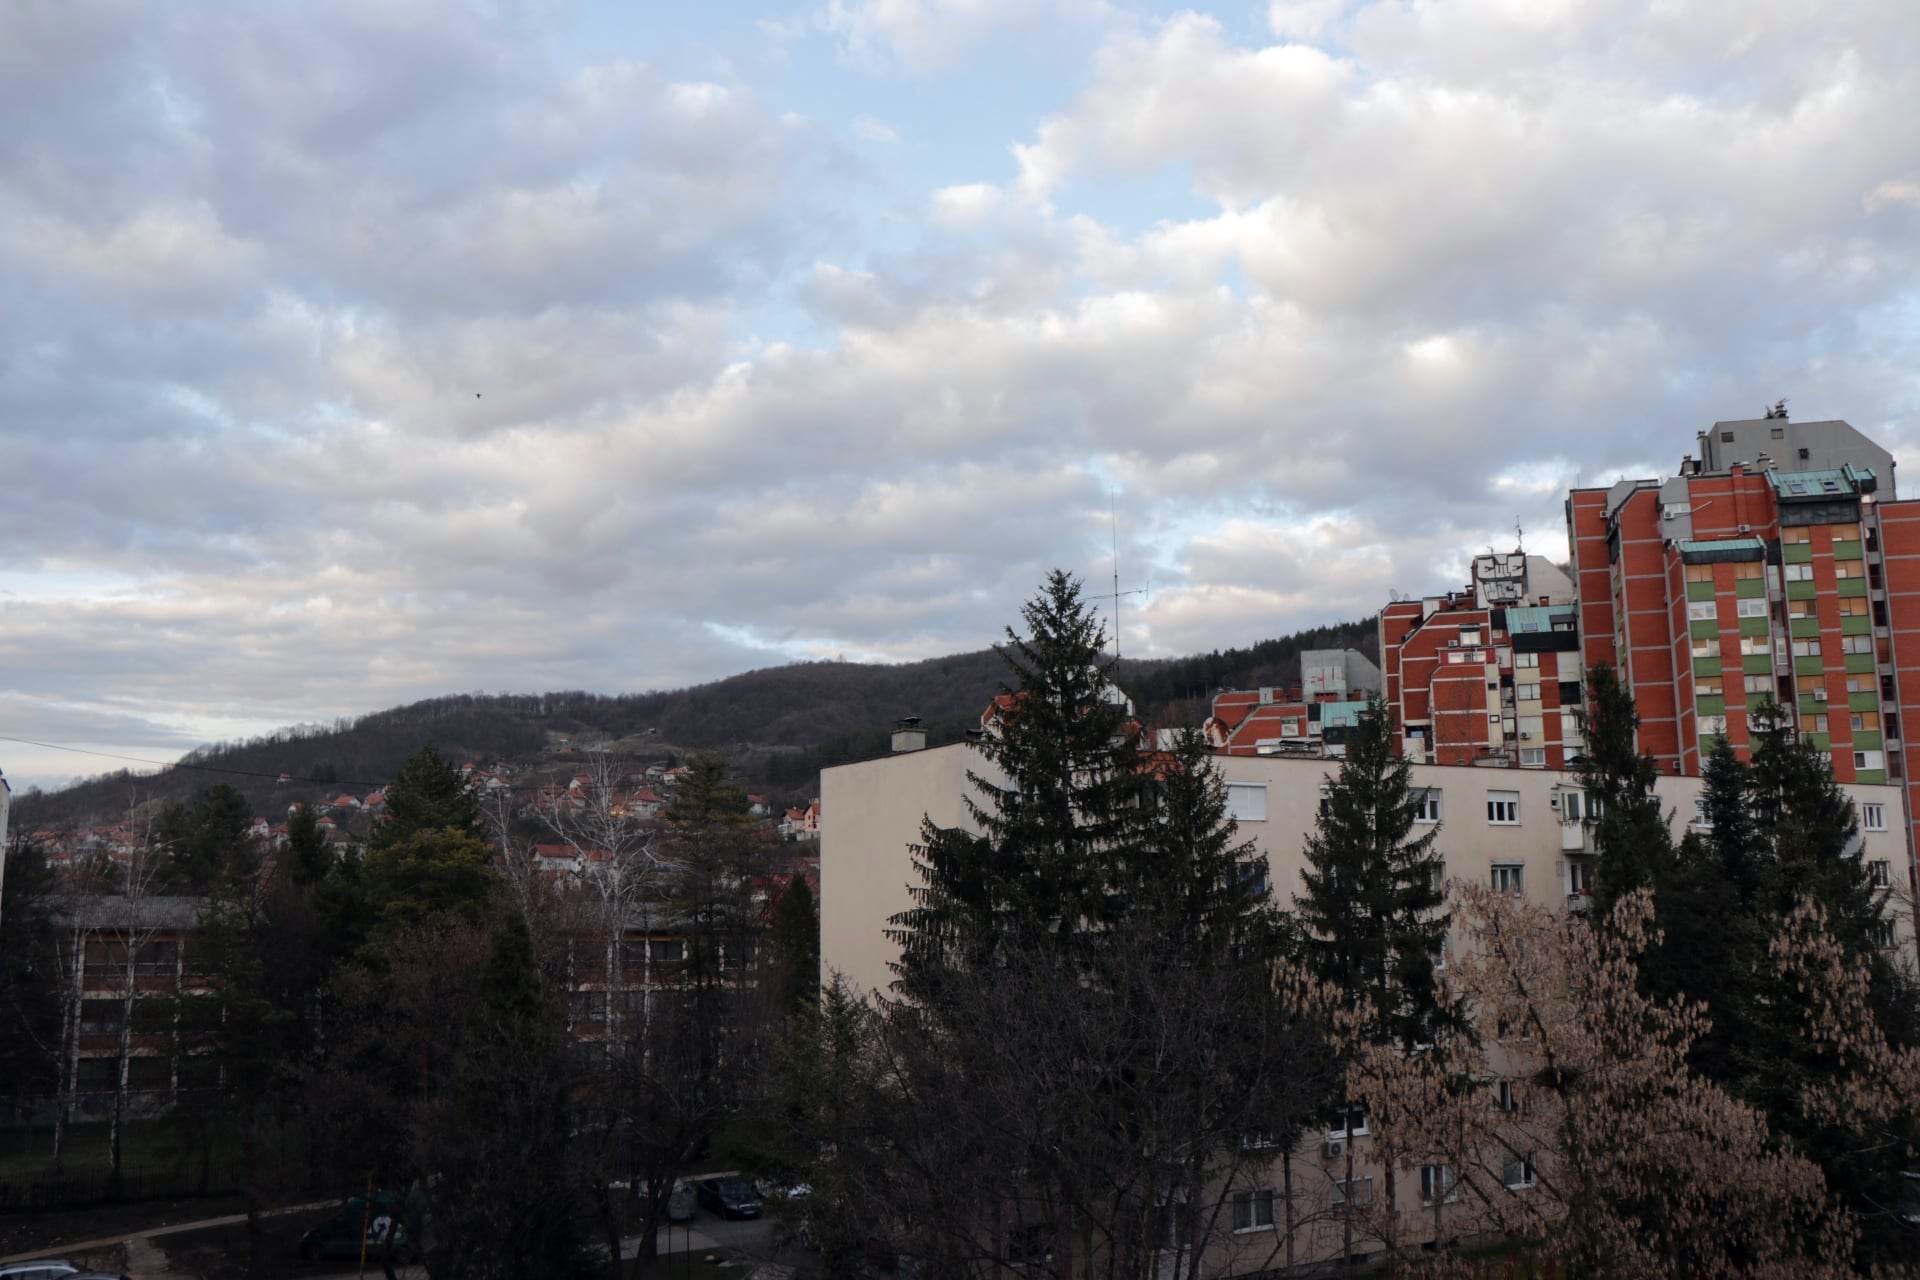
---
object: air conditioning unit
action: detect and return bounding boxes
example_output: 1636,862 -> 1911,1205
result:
1813,690 -> 1828,702
1323,1138 -> 1345,1160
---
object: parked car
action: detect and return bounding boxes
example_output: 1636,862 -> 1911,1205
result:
0,1264 -> 125,1280
297,1193 -> 416,1262
668,1182 -> 697,1222
695,1177 -> 763,1219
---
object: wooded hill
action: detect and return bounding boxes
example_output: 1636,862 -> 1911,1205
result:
13,618 -> 1377,829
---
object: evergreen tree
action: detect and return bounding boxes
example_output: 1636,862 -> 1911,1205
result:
767,875 -> 820,1015
1294,698 -> 1455,1051
158,783 -> 257,888
361,828 -> 499,960
890,570 -> 1150,990
0,838 -> 64,1106
287,803 -> 333,886
373,744 -> 481,852
1575,663 -> 1675,920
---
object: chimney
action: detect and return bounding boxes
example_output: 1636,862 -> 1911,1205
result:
891,716 -> 927,754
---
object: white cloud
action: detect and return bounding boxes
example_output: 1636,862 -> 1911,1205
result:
851,114 -> 898,142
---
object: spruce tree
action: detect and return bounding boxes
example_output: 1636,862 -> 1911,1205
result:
373,744 -> 481,852
1293,697 -> 1454,1051
287,803 -> 333,886
767,875 -> 821,1014
1575,663 -> 1675,920
890,570 -> 1149,991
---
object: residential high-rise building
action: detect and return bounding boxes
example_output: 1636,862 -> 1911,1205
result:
1565,413 -> 1920,894
1377,554 -> 1582,769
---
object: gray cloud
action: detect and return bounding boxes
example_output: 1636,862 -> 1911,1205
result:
3,0 -> 1918,773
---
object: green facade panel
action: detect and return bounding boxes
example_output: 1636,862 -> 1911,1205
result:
1854,731 -> 1884,751
1790,616 -> 1821,638
1696,695 -> 1725,717
1787,580 -> 1818,600
1739,617 -> 1769,637
1845,653 -> 1877,674
1784,542 -> 1814,564
1687,580 -> 1717,601
1836,578 -> 1868,598
1856,770 -> 1887,785
1690,619 -> 1721,639
1694,657 -> 1723,678
1804,732 -> 1831,752
1795,655 -> 1827,676
1841,616 -> 1871,636
1850,691 -> 1880,711
1735,578 -> 1766,599
1832,539 -> 1864,560
1743,655 -> 1774,674
1798,695 -> 1827,716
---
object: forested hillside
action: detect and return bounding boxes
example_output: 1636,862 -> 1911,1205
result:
13,617 -> 1376,828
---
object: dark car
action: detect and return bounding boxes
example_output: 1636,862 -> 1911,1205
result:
696,1177 -> 762,1219
297,1193 -> 416,1262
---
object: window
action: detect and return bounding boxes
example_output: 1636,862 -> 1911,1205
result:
1232,1189 -> 1276,1232
1696,677 -> 1722,697
1459,628 -> 1481,645
1769,425 -> 1785,439
1792,639 -> 1822,658
1736,598 -> 1768,618
1151,1200 -> 1194,1254
1836,560 -> 1864,579
1842,635 -> 1873,655
1872,919 -> 1896,948
1560,791 -> 1584,822
1503,1157 -> 1538,1190
1420,1165 -> 1458,1205
1829,522 -> 1861,541
1745,675 -> 1773,694
1328,1103 -> 1369,1138
1869,859 -> 1891,888
1515,651 -> 1539,669
1788,598 -> 1815,618
1692,637 -> 1715,658
1332,1177 -> 1374,1208
1802,713 -> 1829,736
1240,1130 -> 1279,1151
1691,797 -> 1713,829
1226,783 -> 1268,822
1839,596 -> 1869,617
1414,789 -> 1442,823
1855,750 -> 1885,771
1740,635 -> 1770,655
650,939 -> 684,963
1688,601 -> 1717,621
1734,560 -> 1764,580
1698,715 -> 1728,739
1863,803 -> 1887,832
1517,715 -> 1544,739
1852,711 -> 1881,732
1495,1079 -> 1523,1113
1519,747 -> 1546,766
1685,562 -> 1714,582
1487,792 -> 1519,824
1448,650 -> 1468,664
1783,526 -> 1811,543
1784,562 -> 1813,582
1516,682 -> 1540,701
1236,860 -> 1270,899
1491,864 -> 1525,895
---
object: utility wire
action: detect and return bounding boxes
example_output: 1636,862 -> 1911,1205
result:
0,734 -> 386,790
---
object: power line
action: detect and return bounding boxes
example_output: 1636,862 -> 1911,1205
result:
0,734 -> 385,790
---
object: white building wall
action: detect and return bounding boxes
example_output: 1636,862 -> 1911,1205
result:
822,745 -> 1913,1000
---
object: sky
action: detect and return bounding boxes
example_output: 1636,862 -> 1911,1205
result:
4,0 -> 1920,791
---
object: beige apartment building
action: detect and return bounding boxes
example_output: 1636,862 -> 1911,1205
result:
821,740 -> 1915,1273
822,742 -> 1913,1001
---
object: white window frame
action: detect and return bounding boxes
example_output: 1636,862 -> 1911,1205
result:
1491,863 -> 1524,895
1515,652 -> 1539,669
1519,747 -> 1546,766
1688,600 -> 1717,620
1486,792 -> 1520,825
1784,562 -> 1814,582
1231,1189 -> 1276,1233
1331,1176 -> 1374,1208
1503,1157 -> 1537,1191
1515,682 -> 1540,701
1413,789 -> 1442,824
1736,597 -> 1768,618
1863,803 -> 1886,831
1855,750 -> 1885,770
1842,634 -> 1873,655
1226,783 -> 1268,823
1495,1079 -> 1522,1113
1869,859 -> 1890,888
1327,1103 -> 1369,1139
1420,1164 -> 1458,1206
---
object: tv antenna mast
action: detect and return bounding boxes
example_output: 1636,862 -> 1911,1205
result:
1091,489 -> 1149,660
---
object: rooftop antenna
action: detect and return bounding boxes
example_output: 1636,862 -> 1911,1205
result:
1091,488 -> 1148,661
1516,518 -> 1525,554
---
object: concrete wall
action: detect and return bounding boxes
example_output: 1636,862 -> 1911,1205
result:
822,746 -> 1914,999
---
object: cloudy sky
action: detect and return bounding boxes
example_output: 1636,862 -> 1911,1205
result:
4,0 -> 1919,789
